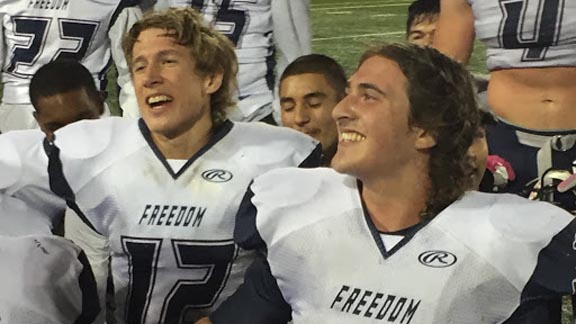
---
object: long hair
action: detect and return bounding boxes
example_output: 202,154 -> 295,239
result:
360,43 -> 480,217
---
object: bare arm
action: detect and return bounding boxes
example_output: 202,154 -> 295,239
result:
434,0 -> 476,65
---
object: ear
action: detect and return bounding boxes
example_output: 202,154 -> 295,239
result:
413,127 -> 437,150
203,70 -> 224,95
33,111 -> 39,121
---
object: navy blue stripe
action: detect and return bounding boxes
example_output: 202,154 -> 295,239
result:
234,184 -> 266,251
298,143 -> 322,168
138,119 -> 234,180
44,138 -> 101,235
74,250 -> 101,324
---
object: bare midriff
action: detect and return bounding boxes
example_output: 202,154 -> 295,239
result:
488,66 -> 576,130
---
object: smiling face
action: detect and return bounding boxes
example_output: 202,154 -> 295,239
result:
331,55 -> 434,181
280,73 -> 340,156
131,28 -> 222,140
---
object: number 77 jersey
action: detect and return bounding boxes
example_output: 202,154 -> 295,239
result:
0,0 -> 138,105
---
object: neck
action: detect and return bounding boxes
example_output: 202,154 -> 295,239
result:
151,118 -> 214,160
360,158 -> 430,233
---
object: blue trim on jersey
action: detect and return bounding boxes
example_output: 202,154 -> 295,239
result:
210,255 -> 292,324
358,181 -> 430,259
44,138 -> 101,235
74,250 -> 101,324
138,119 -> 234,180
298,143 -> 322,168
234,185 -> 266,251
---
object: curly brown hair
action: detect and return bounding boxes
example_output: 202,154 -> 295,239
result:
360,43 -> 480,218
123,7 -> 238,126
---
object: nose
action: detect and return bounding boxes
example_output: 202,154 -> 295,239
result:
424,31 -> 435,47
294,104 -> 310,126
143,62 -> 162,88
332,94 -> 352,123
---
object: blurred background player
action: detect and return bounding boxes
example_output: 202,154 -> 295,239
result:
279,54 -> 346,165
406,0 -> 439,47
141,0 -> 311,123
0,7 -> 320,324
405,0 -> 495,191
0,0 -> 141,133
0,194 -> 100,324
435,0 -> 576,209
29,60 -> 105,140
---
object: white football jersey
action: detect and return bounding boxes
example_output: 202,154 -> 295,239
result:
41,117 -> 319,323
467,0 -> 576,70
0,0 -> 141,113
238,168 -> 576,323
144,0 -> 311,121
0,234 -> 99,324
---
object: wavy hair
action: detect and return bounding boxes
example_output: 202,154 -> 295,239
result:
360,43 -> 480,217
123,7 -> 238,126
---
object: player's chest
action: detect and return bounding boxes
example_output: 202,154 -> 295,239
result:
273,218 -> 518,323
94,154 -> 254,238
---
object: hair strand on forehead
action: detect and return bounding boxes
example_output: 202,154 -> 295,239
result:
122,7 -> 238,126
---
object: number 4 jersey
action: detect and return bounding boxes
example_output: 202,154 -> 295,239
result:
44,118 -> 320,324
468,0 -> 576,70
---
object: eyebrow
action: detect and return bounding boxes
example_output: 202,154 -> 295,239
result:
408,30 -> 424,37
303,92 -> 327,100
358,82 -> 386,95
132,49 -> 181,65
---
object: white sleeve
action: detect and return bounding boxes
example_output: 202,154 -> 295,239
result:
270,0 -> 311,123
65,208 -> 110,324
108,5 -> 143,118
271,0 -> 311,78
0,131 -> 65,228
0,235 -> 100,324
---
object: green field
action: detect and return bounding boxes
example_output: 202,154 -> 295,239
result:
310,0 -> 487,75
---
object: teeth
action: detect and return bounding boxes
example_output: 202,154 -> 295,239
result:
147,95 -> 172,105
341,132 -> 366,142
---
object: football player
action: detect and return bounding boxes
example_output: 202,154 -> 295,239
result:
0,194 -> 100,324
279,54 -> 346,166
0,7 -> 320,324
140,0 -> 311,123
0,0 -> 141,133
434,0 -> 576,206
30,60 -> 105,139
201,44 -> 576,324
406,0 -> 439,47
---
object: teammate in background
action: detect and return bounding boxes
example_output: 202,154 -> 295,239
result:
0,0 -> 142,133
140,0 -> 311,123
200,44 -> 576,324
406,0 -> 439,47
434,0 -> 576,207
0,194 -> 100,324
0,7 -> 320,324
30,60 -> 105,140
405,0 -> 493,191
279,54 -> 346,166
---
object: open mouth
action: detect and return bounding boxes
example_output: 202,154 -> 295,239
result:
146,95 -> 173,108
340,131 -> 366,142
